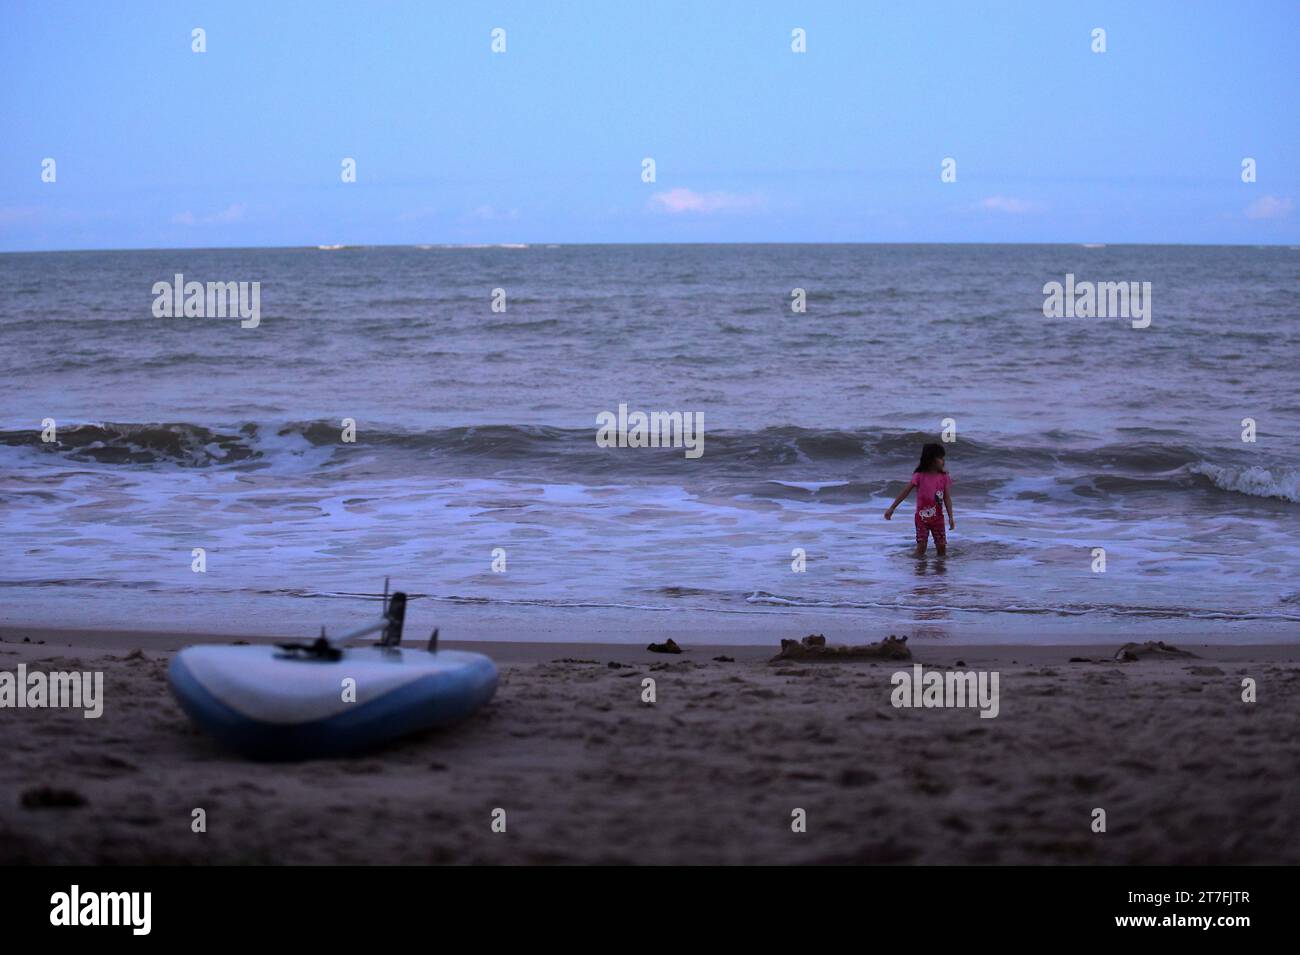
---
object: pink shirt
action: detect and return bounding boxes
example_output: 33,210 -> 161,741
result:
910,471 -> 951,512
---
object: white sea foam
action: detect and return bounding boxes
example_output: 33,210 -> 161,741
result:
1189,463 -> 1300,503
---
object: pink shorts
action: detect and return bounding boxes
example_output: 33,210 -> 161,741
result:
915,507 -> 946,549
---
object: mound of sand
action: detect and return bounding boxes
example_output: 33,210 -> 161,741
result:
770,634 -> 912,663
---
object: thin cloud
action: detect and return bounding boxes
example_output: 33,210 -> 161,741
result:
648,187 -> 763,214
977,195 -> 1043,214
1244,195 -> 1293,220
172,203 -> 246,226
397,207 -> 437,222
465,205 -> 520,222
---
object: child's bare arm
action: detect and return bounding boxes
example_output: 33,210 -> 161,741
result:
884,485 -> 913,519
944,489 -> 955,528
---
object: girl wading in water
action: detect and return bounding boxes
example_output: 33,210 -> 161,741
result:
884,443 -> 954,556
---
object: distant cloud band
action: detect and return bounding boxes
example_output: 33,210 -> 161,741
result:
649,187 -> 763,215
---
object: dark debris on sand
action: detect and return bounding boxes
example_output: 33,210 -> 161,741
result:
1114,641 -> 1198,662
21,787 -> 87,809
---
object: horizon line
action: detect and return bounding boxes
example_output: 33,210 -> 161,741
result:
3,240 -> 1299,255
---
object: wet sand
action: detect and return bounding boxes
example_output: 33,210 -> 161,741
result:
1,627 -> 1297,864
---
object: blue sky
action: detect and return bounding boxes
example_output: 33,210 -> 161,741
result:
2,0 -> 1297,250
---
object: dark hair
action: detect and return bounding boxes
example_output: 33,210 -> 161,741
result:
914,442 -> 946,473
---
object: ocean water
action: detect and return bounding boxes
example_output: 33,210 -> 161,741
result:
1,244 -> 1297,641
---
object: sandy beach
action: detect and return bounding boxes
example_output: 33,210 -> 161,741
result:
3,626 -> 1296,865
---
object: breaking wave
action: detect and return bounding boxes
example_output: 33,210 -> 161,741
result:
2,421 -> 1296,505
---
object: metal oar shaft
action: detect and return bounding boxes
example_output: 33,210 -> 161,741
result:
313,581 -> 406,647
